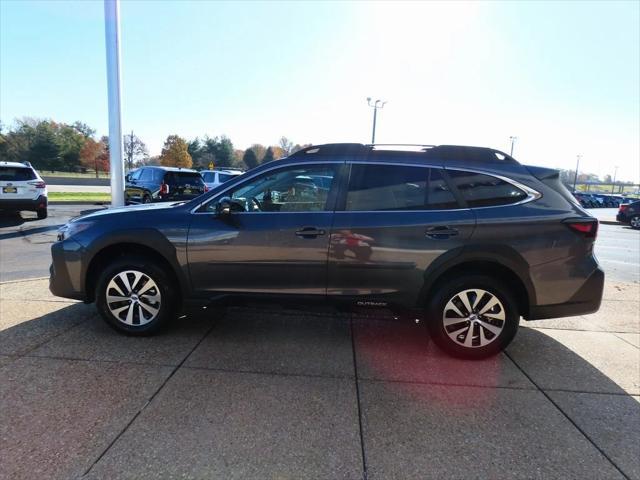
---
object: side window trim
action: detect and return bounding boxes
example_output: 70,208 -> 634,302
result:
444,167 -> 541,208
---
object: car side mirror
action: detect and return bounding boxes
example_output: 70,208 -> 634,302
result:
216,197 -> 232,216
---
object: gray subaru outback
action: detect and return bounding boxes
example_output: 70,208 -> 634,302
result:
50,143 -> 603,358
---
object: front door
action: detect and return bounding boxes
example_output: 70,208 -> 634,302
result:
187,163 -> 341,295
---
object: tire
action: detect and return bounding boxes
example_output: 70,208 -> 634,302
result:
36,207 -> 47,219
630,215 -> 640,230
95,255 -> 177,335
142,194 -> 152,204
426,275 -> 520,359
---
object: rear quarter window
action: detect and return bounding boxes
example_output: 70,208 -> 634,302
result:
0,167 -> 36,181
447,170 -> 527,207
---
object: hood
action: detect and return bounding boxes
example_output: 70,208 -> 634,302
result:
71,202 -> 184,222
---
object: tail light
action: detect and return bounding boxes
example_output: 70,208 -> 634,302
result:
619,204 -> 629,213
564,219 -> 598,239
160,182 -> 169,195
204,185 -> 209,192
28,181 -> 46,189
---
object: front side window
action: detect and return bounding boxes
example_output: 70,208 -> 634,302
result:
345,164 -> 457,211
139,168 -> 154,181
202,164 -> 337,213
447,170 -> 527,207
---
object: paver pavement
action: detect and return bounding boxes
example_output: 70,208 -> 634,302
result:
0,278 -> 638,480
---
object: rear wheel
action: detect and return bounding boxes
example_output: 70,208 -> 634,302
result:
426,275 -> 520,359
630,215 -> 640,230
95,256 -> 176,335
36,207 -> 47,219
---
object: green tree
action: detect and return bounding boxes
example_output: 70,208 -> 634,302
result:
57,123 -> 85,172
160,135 -> 192,168
242,148 -> 259,170
28,122 -> 60,171
202,135 -> 235,168
263,146 -> 275,164
188,138 -> 204,168
250,144 -> 266,163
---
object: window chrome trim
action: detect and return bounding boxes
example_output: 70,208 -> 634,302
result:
190,160 -> 542,214
189,160 -> 344,214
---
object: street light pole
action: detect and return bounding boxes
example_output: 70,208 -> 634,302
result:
572,154 -> 582,192
611,166 -> 619,194
367,97 -> 387,144
104,0 -> 125,207
509,136 -> 517,156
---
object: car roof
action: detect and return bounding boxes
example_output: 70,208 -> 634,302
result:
0,161 -> 33,169
144,166 -> 198,173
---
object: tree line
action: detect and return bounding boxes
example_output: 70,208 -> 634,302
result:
0,118 -> 310,175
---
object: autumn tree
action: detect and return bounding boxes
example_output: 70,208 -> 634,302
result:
79,138 -> 102,177
160,135 -> 192,168
270,146 -> 285,160
242,148 -> 259,170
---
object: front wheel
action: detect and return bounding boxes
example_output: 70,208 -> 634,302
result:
95,256 -> 176,335
630,215 -> 640,230
426,275 -> 520,359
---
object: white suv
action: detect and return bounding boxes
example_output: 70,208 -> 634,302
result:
0,161 -> 48,219
200,169 -> 243,190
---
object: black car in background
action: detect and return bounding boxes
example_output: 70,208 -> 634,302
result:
617,200 -> 640,229
51,143 -> 604,359
125,166 -> 206,204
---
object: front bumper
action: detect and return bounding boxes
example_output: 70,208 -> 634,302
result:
49,239 -> 87,301
526,267 -> 604,320
0,195 -> 47,211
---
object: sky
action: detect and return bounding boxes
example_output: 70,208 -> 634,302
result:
1,0 -> 639,182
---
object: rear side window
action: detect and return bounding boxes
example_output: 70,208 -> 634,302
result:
202,172 -> 216,183
139,169 -> 154,181
345,164 -> 457,211
165,172 -> 204,186
447,170 -> 527,207
218,173 -> 237,183
0,167 -> 36,181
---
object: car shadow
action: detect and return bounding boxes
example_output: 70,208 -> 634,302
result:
0,224 -> 63,241
0,212 -> 35,228
0,303 -> 638,479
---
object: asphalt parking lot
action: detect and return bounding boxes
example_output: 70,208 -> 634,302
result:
0,206 -> 639,479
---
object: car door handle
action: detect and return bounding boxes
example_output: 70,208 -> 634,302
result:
425,226 -> 459,239
295,227 -> 326,238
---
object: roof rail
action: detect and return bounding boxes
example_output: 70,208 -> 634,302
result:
287,143 -> 518,164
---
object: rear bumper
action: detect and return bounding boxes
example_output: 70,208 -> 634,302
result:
0,195 -> 47,211
526,267 -> 604,320
616,213 -> 628,223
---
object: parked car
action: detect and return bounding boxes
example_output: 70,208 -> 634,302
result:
50,143 -> 604,359
125,166 -> 206,204
0,161 -> 48,218
200,169 -> 243,190
616,200 -> 640,229
573,192 -> 596,208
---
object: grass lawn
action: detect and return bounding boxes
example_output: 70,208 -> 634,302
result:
49,192 -> 111,202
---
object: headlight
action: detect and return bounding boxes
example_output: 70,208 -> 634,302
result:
57,221 -> 94,241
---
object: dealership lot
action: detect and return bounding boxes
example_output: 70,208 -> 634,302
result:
0,206 -> 638,479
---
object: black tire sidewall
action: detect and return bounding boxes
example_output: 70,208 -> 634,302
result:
96,256 -> 175,335
37,208 -> 47,219
426,275 -> 520,359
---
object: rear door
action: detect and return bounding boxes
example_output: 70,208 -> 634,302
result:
0,166 -> 38,201
327,162 -> 475,307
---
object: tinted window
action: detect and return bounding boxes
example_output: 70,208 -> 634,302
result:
448,170 -> 527,207
218,173 -> 238,183
0,167 -> 36,181
165,171 -> 204,186
202,172 -> 216,183
345,164 -> 457,211
139,168 -> 154,181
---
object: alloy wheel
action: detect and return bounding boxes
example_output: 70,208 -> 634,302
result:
443,289 -> 506,348
105,270 -> 161,326
631,216 -> 640,229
